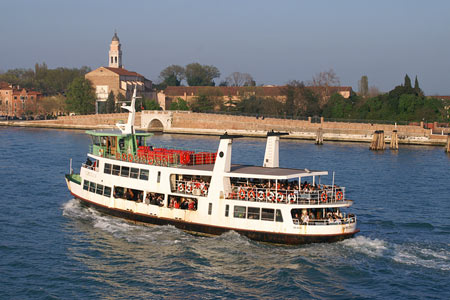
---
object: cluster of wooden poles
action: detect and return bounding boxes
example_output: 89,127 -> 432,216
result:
315,128 -> 450,152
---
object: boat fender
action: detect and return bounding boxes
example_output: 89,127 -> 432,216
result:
321,192 -> 328,202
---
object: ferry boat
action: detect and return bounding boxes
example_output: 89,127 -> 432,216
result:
65,88 -> 359,244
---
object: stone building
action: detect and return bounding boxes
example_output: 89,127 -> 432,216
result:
157,85 -> 353,110
0,82 -> 41,117
85,33 -> 154,112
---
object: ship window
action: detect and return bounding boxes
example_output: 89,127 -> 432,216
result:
234,206 -> 246,218
89,182 -> 96,193
104,163 -> 112,174
140,169 -> 149,180
208,203 -> 212,215
157,171 -> 161,183
83,180 -> 89,191
130,167 -> 139,179
104,186 -> 111,197
96,184 -> 104,195
225,204 -> 229,217
276,209 -> 283,222
121,166 -> 130,177
247,207 -> 260,220
112,165 -> 120,176
261,208 -> 275,221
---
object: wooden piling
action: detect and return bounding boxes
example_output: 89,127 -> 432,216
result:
390,130 -> 399,150
315,128 -> 323,145
370,130 -> 385,150
446,134 -> 450,153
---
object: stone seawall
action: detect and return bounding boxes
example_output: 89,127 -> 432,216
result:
1,110 -> 448,146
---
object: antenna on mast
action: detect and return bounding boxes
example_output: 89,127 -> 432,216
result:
116,85 -> 140,134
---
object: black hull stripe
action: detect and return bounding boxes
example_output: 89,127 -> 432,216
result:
71,192 -> 359,245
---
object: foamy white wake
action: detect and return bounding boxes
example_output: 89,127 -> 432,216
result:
342,235 -> 450,271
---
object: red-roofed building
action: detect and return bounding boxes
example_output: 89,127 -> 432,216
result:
157,85 -> 352,109
85,33 -> 154,112
0,82 -> 41,117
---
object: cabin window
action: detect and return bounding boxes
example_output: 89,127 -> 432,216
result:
208,203 -> 212,215
247,207 -> 260,220
92,136 -> 101,146
140,169 -> 149,180
83,180 -> 89,191
130,167 -> 139,179
234,206 -> 246,218
225,204 -> 229,217
104,186 -> 111,197
112,165 -> 120,176
96,184 -> 104,195
113,186 -> 143,202
104,163 -> 112,174
145,192 -> 165,206
89,182 -> 96,193
157,171 -> 161,183
261,208 -> 275,221
276,209 -> 283,222
121,166 -> 130,177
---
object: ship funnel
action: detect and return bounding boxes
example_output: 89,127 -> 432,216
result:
263,131 -> 288,168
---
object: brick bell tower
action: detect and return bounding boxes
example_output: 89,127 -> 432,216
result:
109,31 -> 122,68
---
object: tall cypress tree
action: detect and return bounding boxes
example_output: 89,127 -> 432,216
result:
404,74 -> 412,89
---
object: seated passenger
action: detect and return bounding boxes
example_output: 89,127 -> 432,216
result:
174,199 -> 180,209
188,200 -> 195,210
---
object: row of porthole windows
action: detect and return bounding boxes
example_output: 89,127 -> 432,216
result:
223,204 -> 283,222
104,163 -> 150,181
83,180 -> 112,198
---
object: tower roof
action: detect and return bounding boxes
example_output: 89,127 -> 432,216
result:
112,32 -> 119,42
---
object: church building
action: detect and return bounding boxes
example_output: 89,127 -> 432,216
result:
85,33 -> 154,112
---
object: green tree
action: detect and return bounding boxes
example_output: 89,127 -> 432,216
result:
169,97 -> 189,110
358,75 -> 369,97
116,93 -> 127,112
185,63 -> 220,86
106,91 -> 115,113
404,74 -> 412,89
143,98 -> 161,110
159,65 -> 185,86
65,77 -> 96,114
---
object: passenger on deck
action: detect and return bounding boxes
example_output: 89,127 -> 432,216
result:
85,158 -> 92,166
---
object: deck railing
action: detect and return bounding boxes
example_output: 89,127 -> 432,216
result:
292,215 -> 356,226
172,180 -> 210,197
226,186 -> 346,205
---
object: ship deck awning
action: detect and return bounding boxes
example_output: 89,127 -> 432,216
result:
179,164 -> 328,179
85,129 -> 153,137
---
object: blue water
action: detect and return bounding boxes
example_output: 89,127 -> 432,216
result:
1,127 -> 449,300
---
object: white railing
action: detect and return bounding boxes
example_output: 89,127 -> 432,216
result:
292,215 -> 356,226
226,186 -> 346,205
173,180 -> 210,197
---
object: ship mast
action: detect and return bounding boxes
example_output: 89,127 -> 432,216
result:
116,85 -> 138,135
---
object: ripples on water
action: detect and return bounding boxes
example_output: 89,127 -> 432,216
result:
0,128 -> 449,299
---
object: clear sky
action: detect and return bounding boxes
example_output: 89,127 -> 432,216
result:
1,0 -> 449,94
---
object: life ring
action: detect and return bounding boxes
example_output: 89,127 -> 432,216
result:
148,157 -> 154,165
162,158 -> 168,166
115,152 -> 120,160
185,183 -> 192,193
141,156 -> 148,164
177,182 -> 184,192
336,191 -> 343,201
257,191 -> 265,201
321,192 -> 328,202
201,184 -> 208,195
248,190 -> 256,200
267,191 -> 275,202
122,153 -> 127,161
239,189 -> 246,199
128,153 -> 133,162
276,192 -> 284,203
288,193 -> 296,203
98,148 -> 104,157
134,154 -> 139,163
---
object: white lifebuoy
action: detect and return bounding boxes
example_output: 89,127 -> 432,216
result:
185,182 -> 192,193
257,191 -> 265,201
267,191 -> 275,202
288,193 -> 297,203
177,182 -> 184,192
